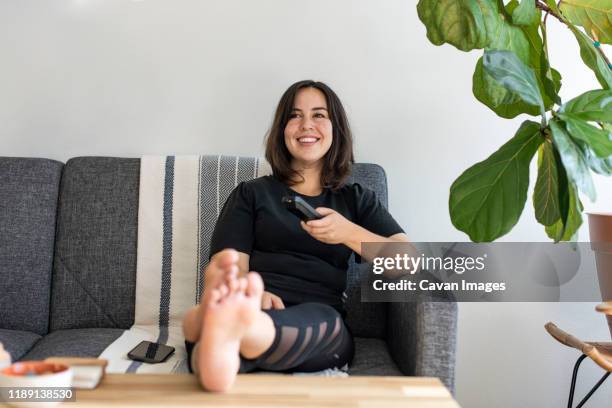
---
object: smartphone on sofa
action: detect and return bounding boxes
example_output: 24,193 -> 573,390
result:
127,341 -> 175,364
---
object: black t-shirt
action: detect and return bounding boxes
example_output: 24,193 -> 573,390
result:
210,175 -> 404,311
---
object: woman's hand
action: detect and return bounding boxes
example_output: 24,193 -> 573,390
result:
300,207 -> 358,245
261,291 -> 285,310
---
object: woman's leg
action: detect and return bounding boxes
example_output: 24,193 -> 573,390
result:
192,281 -> 354,391
196,271 -> 273,392
239,303 -> 354,374
183,250 -> 353,389
182,305 -> 201,344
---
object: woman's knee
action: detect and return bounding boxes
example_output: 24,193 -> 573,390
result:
298,302 -> 342,320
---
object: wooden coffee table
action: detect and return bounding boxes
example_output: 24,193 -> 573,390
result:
67,374 -> 460,407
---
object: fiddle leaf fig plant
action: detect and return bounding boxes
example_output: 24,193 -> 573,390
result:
417,0 -> 612,242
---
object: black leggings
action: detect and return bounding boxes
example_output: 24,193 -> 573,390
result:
186,302 -> 354,374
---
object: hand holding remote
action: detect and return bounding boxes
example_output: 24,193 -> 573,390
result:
300,207 -> 358,245
282,195 -> 323,221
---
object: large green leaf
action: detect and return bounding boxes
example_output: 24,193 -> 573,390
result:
573,121 -> 612,175
512,0 -> 540,26
544,139 -> 571,241
483,50 -> 546,117
416,0 -> 501,51
514,5 -> 563,108
471,1 -> 561,118
579,139 -> 612,175
559,89 -> 612,122
558,113 -> 612,157
551,0 -> 612,88
568,24 -> 612,89
545,181 -> 583,242
549,119 -> 596,200
520,17 -> 562,109
559,0 -> 612,44
533,140 -> 561,226
473,2 -> 540,118
449,120 -> 543,242
473,57 -> 541,118
599,123 -> 612,171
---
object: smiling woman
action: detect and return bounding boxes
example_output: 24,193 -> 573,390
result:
181,79 -> 410,393
284,88 -> 333,174
265,80 -> 354,193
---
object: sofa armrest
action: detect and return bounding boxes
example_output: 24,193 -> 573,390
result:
386,301 -> 458,394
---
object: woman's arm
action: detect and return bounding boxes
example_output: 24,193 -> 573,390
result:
301,207 -> 418,266
343,228 -> 419,268
344,229 -> 409,255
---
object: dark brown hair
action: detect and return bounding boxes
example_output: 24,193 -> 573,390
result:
265,80 -> 354,190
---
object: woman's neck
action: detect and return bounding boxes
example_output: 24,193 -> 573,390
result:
290,161 -> 323,196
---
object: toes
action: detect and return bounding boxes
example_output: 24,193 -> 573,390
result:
226,265 -> 238,281
208,251 -> 240,295
227,277 -> 236,294
208,250 -> 239,282
208,288 -> 221,306
215,249 -> 239,269
218,284 -> 229,298
246,272 -> 264,298
238,277 -> 248,293
227,270 -> 239,294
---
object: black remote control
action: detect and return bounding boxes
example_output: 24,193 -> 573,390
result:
282,195 -> 323,221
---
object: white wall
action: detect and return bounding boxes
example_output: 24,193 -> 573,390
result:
2,1 -> 611,406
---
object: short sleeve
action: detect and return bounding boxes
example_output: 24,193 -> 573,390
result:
209,182 -> 255,257
354,183 -> 404,237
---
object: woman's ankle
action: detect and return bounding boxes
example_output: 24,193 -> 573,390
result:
239,310 -> 276,359
182,305 -> 202,342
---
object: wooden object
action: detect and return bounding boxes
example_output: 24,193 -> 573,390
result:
69,374 -> 460,407
596,302 -> 612,316
545,322 -> 612,372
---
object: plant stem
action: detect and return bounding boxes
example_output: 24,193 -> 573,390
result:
590,29 -> 612,68
542,126 -> 552,142
596,46 -> 611,69
535,1 -> 564,24
535,0 -> 611,69
498,0 -> 511,21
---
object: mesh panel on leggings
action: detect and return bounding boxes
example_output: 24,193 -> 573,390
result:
240,303 -> 354,373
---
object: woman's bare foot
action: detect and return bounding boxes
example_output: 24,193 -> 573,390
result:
198,272 -> 264,392
182,249 -> 241,342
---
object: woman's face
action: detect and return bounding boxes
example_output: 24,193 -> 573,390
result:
284,87 -> 333,170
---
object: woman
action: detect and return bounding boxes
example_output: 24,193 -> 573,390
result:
182,80 -> 410,392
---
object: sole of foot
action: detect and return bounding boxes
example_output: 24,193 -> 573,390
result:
183,249 -> 241,342
198,272 -> 264,392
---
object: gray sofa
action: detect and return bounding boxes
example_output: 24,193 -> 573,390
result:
0,156 -> 457,392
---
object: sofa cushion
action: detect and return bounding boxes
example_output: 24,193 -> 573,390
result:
50,157 -> 139,331
349,337 -> 402,376
18,331 -> 401,376
19,328 -> 125,361
0,157 -> 63,335
0,329 -> 42,362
